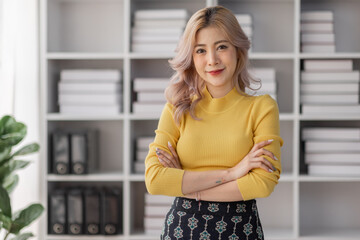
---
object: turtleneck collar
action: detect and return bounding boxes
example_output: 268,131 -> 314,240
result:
198,86 -> 246,113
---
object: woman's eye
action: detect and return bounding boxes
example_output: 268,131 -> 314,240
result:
196,48 -> 205,54
218,45 -> 228,50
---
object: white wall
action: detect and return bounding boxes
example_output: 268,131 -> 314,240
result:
0,0 -> 40,237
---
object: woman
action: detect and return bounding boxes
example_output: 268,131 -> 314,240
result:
145,6 -> 283,240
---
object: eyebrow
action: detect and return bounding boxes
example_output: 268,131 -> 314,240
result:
194,40 -> 229,47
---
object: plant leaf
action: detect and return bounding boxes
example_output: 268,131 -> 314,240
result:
0,123 -> 27,148
0,212 -> 12,230
11,143 -> 40,157
0,115 -> 16,135
11,232 -> 34,240
0,160 -> 30,183
3,174 -> 19,193
10,204 -> 44,234
0,132 -> 23,140
2,116 -> 23,133
0,185 -> 12,217
0,133 -> 23,149
0,146 -> 11,163
0,115 -> 27,149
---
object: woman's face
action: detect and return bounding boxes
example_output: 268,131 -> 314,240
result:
192,26 -> 238,98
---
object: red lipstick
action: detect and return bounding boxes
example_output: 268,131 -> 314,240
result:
208,69 -> 224,76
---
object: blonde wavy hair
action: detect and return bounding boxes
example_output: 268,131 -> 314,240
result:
165,6 -> 260,124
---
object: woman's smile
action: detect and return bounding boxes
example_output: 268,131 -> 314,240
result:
207,68 -> 225,76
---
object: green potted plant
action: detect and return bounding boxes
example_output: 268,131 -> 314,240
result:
0,115 -> 44,240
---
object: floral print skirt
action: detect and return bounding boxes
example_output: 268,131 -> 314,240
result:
160,197 -> 264,240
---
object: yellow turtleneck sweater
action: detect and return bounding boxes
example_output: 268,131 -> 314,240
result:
145,86 -> 284,201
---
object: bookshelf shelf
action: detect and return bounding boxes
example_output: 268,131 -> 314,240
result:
249,52 -> 296,60
263,227 -> 296,240
299,228 -> 360,240
279,173 -> 296,182
46,235 -> 125,240
299,175 -> 360,182
128,175 -> 145,182
128,52 -> 175,59
47,172 -> 125,182
40,0 -> 360,239
128,235 -> 158,240
280,113 -> 296,120
128,114 -> 161,120
47,52 -> 125,60
299,114 -> 360,121
47,113 -> 126,121
299,52 -> 360,59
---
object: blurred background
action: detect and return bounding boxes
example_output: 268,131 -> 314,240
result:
1,0 -> 360,239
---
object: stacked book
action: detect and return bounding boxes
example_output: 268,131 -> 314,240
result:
300,11 -> 336,53
247,68 -> 277,101
301,59 -> 360,114
132,78 -> 168,114
59,69 -> 122,114
134,136 -> 154,174
303,127 -> 360,176
144,193 -> 174,236
131,9 -> 189,53
235,14 -> 253,50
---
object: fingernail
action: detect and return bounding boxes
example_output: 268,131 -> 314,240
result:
274,155 -> 278,160
269,169 -> 273,173
168,141 -> 172,147
156,151 -> 160,155
268,139 -> 274,143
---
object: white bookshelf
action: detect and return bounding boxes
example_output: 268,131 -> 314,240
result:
40,0 -> 360,239
47,173 -> 125,182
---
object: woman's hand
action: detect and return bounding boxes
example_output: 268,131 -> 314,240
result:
155,141 -> 182,169
229,139 -> 278,180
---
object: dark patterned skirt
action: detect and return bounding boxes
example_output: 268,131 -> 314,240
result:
160,197 -> 264,240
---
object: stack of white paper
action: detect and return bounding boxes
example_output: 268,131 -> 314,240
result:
246,68 -> 277,101
144,193 -> 174,236
300,59 -> 360,114
58,69 -> 122,114
132,78 -> 168,114
134,136 -> 154,174
302,127 -> 360,177
300,11 -> 336,53
235,14 -> 253,50
131,9 -> 189,52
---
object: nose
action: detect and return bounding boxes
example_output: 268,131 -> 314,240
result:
207,50 -> 219,66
